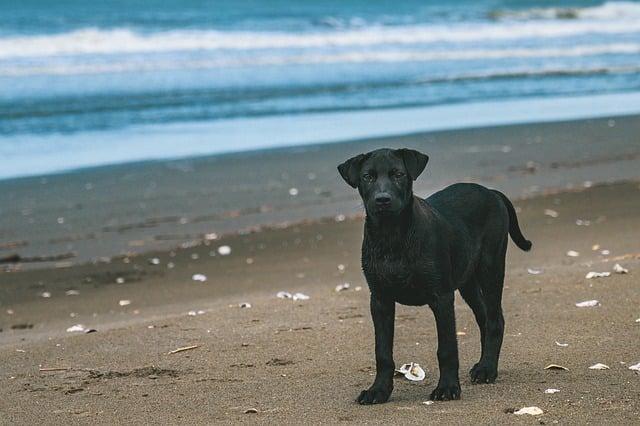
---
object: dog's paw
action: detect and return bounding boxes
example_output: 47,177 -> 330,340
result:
469,362 -> 497,384
429,381 -> 461,401
356,386 -> 392,405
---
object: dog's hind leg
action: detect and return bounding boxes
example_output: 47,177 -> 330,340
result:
470,237 -> 507,384
459,283 -> 489,382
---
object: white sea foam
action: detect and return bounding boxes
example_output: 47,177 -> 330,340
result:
1,17 -> 640,60
2,44 -> 639,76
493,1 -> 640,21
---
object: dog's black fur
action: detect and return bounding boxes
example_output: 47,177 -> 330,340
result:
337,148 -> 531,404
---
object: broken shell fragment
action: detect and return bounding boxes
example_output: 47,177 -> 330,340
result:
276,291 -> 292,299
613,263 -> 629,274
628,362 -> 640,372
527,268 -> 543,275
239,302 -> 252,308
192,274 -> 207,282
566,250 -> 580,257
65,290 -> 79,296
66,324 -> 87,333
217,245 -> 231,256
554,341 -> 569,347
575,300 -> 599,308
514,406 -> 543,416
585,271 -> 610,279
589,363 -> 610,370
148,258 -> 160,265
292,293 -> 310,301
335,283 -> 350,292
544,209 -> 559,218
396,362 -> 426,381
545,364 -> 569,371
544,388 -> 560,394
119,300 -> 131,306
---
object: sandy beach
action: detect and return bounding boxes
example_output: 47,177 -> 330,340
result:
1,116 -> 639,424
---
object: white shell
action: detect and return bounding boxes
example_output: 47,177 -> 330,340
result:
239,302 -> 252,308
527,268 -> 543,275
217,245 -> 231,256
585,271 -> 610,279
192,273 -> 207,282
544,388 -> 560,394
589,363 -> 610,370
613,263 -> 629,274
555,341 -> 569,347
628,362 -> 640,372
66,324 -> 86,333
514,406 -> 543,416
544,209 -> 558,218
575,300 -> 599,307
396,362 -> 426,381
276,291 -> 292,299
292,292 -> 310,301
566,250 -> 580,257
335,283 -> 350,292
119,300 -> 131,306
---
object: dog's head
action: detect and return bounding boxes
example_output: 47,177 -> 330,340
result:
338,148 -> 429,217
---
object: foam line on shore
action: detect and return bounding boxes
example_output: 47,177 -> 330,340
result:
2,91 -> 640,181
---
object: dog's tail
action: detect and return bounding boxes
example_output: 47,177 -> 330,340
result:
492,190 -> 532,252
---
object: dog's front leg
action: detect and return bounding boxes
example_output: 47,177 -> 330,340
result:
357,294 -> 395,405
429,291 -> 461,401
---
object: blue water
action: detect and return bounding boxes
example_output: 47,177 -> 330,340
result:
1,0 -> 640,179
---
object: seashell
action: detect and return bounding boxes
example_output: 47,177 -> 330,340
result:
545,364 -> 569,371
544,388 -> 560,394
566,250 -> 579,257
527,268 -> 542,275
192,274 -> 207,282
514,406 -> 543,416
40,292 -> 51,298
66,324 -> 86,333
544,209 -> 558,218
239,302 -> 252,308
65,290 -> 79,296
628,362 -> 640,372
217,245 -> 231,256
148,258 -> 160,265
335,283 -> 350,292
585,271 -> 610,279
292,292 -> 310,301
613,263 -> 628,274
554,341 -> 569,347
588,363 -> 609,370
396,362 -> 426,381
276,291 -> 292,299
575,300 -> 599,307
119,300 -> 131,306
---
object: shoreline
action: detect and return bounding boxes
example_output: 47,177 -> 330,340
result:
1,113 -> 640,269
3,91 -> 640,182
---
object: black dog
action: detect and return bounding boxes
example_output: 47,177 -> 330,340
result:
337,148 -> 531,404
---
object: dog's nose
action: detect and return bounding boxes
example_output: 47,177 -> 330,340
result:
375,193 -> 392,206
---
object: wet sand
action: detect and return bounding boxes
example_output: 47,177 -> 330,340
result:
1,115 -> 639,268
1,179 -> 639,424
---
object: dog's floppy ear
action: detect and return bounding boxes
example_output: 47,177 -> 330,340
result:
337,154 -> 366,188
396,149 -> 429,181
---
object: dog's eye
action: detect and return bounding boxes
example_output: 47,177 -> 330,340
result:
362,173 -> 373,182
393,171 -> 405,178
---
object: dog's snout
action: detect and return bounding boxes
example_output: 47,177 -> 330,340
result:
375,193 -> 392,206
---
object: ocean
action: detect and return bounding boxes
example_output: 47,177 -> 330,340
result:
1,0 -> 640,179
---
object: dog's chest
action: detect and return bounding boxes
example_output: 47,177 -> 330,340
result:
362,248 -> 436,304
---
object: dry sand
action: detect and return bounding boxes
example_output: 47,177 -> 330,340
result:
1,181 -> 639,424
